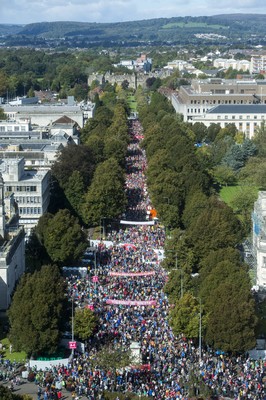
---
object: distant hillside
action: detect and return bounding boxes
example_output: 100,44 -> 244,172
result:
2,14 -> 266,47
0,24 -> 24,36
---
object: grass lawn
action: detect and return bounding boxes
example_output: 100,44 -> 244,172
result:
162,22 -> 226,29
0,337 -> 27,363
127,95 -> 138,112
219,185 -> 245,207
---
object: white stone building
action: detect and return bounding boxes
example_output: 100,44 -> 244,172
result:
0,158 -> 50,231
171,78 -> 266,122
251,54 -> 266,74
2,101 -> 95,129
213,58 -> 251,72
0,174 -> 25,310
253,192 -> 266,290
191,104 -> 266,139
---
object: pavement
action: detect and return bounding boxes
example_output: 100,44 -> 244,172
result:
1,378 -> 87,399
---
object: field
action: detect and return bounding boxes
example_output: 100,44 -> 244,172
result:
0,337 -> 27,363
127,95 -> 138,112
219,185 -> 245,207
162,22 -> 226,29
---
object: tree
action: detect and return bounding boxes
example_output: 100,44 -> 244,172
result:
83,158 -> 127,226
182,190 -> 209,228
190,122 -> 207,143
169,293 -> 206,339
74,308 -> 98,342
186,198 -> 243,260
238,157 -> 266,188
0,107 -> 6,120
8,265 -> 66,356
51,144 -> 96,190
253,120 -> 266,157
91,345 -> 133,371
43,209 -> 88,265
205,281 -> 257,353
0,384 -> 32,399
64,170 -> 86,221
0,70 -> 9,96
211,165 -> 236,187
230,186 -> 258,234
25,228 -> 51,273
121,79 -> 129,90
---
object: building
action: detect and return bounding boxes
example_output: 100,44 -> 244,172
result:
0,158 -> 50,231
2,99 -> 95,129
114,54 -> 152,73
0,141 -> 65,170
50,116 -> 80,144
213,58 -> 251,72
251,54 -> 266,74
253,192 -> 266,290
88,70 -> 171,90
191,104 -> 266,138
172,78 -> 266,122
0,173 -> 25,310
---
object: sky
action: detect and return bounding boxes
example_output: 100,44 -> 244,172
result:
1,0 -> 266,25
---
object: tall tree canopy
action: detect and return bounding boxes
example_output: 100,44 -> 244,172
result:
8,265 -> 66,356
83,158 -> 127,226
42,209 -> 88,265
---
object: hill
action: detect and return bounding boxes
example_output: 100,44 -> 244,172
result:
1,14 -> 266,47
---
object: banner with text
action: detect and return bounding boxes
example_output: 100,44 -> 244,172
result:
109,271 -> 155,277
106,299 -> 156,306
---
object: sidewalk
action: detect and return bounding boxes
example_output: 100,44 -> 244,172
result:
1,379 -> 87,399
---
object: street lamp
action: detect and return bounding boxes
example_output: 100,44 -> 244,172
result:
71,294 -> 75,358
199,298 -> 202,363
100,217 -> 107,240
171,254 -> 183,299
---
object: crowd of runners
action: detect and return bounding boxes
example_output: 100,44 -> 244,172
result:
5,119 -> 266,399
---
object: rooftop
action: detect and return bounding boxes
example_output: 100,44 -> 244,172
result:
207,104 -> 266,114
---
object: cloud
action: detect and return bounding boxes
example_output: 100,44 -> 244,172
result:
1,0 -> 266,25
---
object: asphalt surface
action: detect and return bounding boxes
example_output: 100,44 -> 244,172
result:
1,378 -> 87,399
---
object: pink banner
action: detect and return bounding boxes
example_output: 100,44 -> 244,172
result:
106,299 -> 156,306
109,271 -> 155,277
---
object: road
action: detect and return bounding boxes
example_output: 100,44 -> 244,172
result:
1,378 -> 88,399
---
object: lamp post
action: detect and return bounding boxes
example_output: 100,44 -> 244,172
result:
171,254 -> 183,299
100,217 -> 106,240
71,294 -> 75,358
199,298 -> 202,363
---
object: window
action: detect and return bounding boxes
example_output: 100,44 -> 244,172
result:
0,126 -> 5,132
14,126 -> 19,131
263,256 -> 266,268
232,116 -> 235,120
